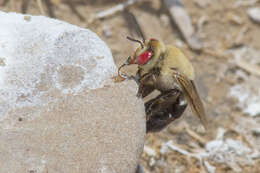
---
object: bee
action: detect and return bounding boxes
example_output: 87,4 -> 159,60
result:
118,37 -> 207,133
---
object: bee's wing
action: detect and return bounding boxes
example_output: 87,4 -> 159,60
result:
172,70 -> 208,129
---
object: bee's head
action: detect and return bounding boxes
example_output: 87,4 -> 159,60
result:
126,37 -> 163,66
117,37 -> 165,80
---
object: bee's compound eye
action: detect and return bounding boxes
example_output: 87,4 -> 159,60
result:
137,51 -> 153,65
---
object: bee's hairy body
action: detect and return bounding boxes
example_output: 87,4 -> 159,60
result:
138,41 -> 194,93
118,37 -> 207,132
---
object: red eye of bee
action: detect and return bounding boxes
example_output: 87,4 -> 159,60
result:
137,51 -> 153,65
150,38 -> 157,41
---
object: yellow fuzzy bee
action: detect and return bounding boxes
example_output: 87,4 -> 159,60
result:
118,37 -> 207,132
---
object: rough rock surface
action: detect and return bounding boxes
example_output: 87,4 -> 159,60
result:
0,11 -> 145,173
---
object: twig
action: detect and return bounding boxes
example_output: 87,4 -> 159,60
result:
234,0 -> 258,7
202,49 -> 230,59
0,0 -> 8,6
163,0 -> 203,50
234,26 -> 248,47
21,0 -> 30,14
10,0 -> 15,11
236,59 -> 260,77
51,0 -> 62,6
45,0 -> 55,17
91,0 -> 140,21
185,127 -> 208,145
197,15 -> 208,36
65,1 -> 85,21
36,0 -> 46,15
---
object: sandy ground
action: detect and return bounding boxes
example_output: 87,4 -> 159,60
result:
1,0 -> 260,172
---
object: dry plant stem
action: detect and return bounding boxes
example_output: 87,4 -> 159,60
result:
65,1 -> 85,21
0,0 -> 8,6
202,49 -> 229,59
95,0 -> 140,20
163,0 -> 202,50
224,26 -> 248,48
51,0 -> 62,6
10,0 -> 15,11
45,0 -> 55,17
234,26 -> 248,46
36,0 -> 46,15
234,0 -> 258,7
21,0 -> 30,13
185,127 -> 208,145
236,59 -> 260,77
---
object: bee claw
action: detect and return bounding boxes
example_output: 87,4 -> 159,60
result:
146,102 -> 156,115
128,76 -> 139,85
113,75 -> 126,83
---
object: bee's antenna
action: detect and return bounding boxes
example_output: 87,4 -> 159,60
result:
126,36 -> 144,49
127,11 -> 146,43
123,9 -> 146,43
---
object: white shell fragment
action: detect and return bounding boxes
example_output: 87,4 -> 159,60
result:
0,11 -> 145,173
229,83 -> 260,117
159,127 -> 258,172
248,7 -> 260,23
227,46 -> 260,117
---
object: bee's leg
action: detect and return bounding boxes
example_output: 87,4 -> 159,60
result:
127,74 -> 140,85
125,71 -> 156,98
146,92 -> 188,133
136,71 -> 158,98
137,85 -> 155,98
123,70 -> 141,85
145,89 -> 180,115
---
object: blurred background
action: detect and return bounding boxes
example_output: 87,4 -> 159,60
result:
1,0 -> 260,172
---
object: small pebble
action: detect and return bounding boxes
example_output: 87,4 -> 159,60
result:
248,8 -> 260,23
102,25 -> 112,38
24,15 -> 31,22
149,157 -> 156,167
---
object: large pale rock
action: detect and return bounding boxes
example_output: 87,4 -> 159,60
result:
0,11 -> 145,173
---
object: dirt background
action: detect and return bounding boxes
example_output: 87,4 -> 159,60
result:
1,0 -> 260,173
